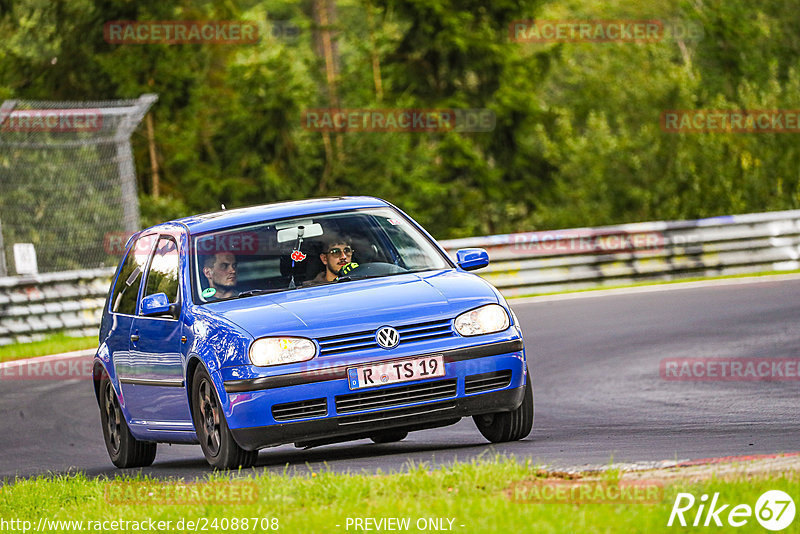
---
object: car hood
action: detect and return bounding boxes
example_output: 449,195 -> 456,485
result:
204,270 -> 500,340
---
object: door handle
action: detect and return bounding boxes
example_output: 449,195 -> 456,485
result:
130,334 -> 140,342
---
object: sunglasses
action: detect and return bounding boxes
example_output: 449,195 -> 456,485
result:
327,247 -> 353,255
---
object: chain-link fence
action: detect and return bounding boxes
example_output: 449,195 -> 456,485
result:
0,94 -> 156,275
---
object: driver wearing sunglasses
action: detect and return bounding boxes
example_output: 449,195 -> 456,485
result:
312,235 -> 355,283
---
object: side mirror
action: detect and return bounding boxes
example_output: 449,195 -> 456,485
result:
456,248 -> 489,271
141,293 -> 178,318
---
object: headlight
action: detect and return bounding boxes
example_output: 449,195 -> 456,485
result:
454,304 -> 510,336
249,337 -> 316,366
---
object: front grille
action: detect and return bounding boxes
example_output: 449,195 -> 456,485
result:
272,398 -> 327,421
339,400 -> 457,426
317,319 -> 453,356
335,379 -> 457,414
464,370 -> 513,394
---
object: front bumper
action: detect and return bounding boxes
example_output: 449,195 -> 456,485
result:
231,384 -> 525,450
222,339 -> 527,451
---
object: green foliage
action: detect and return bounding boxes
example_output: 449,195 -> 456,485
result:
2,0 -> 800,242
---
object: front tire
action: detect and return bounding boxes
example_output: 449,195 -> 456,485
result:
99,373 -> 157,468
473,375 -> 533,443
191,366 -> 258,470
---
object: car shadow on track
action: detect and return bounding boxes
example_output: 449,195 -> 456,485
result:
80,439 -> 501,480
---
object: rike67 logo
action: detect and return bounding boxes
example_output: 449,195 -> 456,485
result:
668,490 -> 796,531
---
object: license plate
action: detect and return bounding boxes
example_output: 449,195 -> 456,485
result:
347,355 -> 445,390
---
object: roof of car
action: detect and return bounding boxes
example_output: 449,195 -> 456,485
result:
163,196 -> 391,235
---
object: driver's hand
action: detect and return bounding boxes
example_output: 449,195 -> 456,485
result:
339,262 -> 359,276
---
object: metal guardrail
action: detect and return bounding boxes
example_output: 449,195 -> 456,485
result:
0,268 -> 113,345
2,209 -> 800,345
440,209 -> 800,297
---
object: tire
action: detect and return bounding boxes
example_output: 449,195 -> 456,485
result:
99,373 -> 157,468
473,375 -> 533,443
370,430 -> 408,444
191,366 -> 258,470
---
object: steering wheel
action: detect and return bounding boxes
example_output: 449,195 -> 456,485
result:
339,262 -> 408,278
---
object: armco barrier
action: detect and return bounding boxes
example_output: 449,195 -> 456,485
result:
440,209 -> 800,297
2,209 -> 800,345
0,268 -> 113,346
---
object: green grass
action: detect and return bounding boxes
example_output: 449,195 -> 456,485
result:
511,269 -> 800,299
0,456 -> 796,533
0,333 -> 96,362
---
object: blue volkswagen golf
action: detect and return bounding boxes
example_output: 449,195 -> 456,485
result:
94,197 -> 532,469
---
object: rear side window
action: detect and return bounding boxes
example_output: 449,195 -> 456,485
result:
111,236 -> 152,315
143,236 -> 180,304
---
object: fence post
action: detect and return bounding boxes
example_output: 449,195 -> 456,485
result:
115,94 -> 158,234
0,99 -> 15,128
0,101 -> 13,277
0,218 -> 7,277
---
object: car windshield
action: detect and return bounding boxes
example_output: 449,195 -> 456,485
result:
192,207 -> 451,303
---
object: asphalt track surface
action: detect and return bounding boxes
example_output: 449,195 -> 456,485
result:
2,277 -> 799,481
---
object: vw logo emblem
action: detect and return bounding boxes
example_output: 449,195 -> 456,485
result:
376,326 -> 400,349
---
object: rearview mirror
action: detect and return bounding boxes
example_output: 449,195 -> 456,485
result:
277,223 -> 324,243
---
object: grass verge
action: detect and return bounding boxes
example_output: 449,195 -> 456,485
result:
0,333 -> 96,363
0,456 -> 796,533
